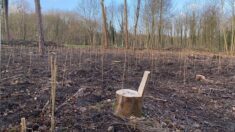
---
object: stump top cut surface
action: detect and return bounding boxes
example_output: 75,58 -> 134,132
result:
116,89 -> 140,97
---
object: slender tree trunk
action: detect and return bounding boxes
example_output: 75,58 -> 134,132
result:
100,0 -> 109,48
151,15 -> 155,49
171,24 -> 174,45
220,0 -> 228,53
180,26 -> 183,47
133,0 -> 141,50
23,15 -> 27,40
231,0 -> 235,53
145,20 -> 150,49
3,0 -> 10,42
223,30 -> 228,52
20,11 -> 27,40
159,0 -> 163,48
124,0 -> 129,49
34,0 -> 45,55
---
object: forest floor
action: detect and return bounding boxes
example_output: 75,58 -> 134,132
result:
0,45 -> 235,132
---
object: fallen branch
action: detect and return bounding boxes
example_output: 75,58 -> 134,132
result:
55,88 -> 85,112
1,74 -> 24,81
41,100 -> 49,114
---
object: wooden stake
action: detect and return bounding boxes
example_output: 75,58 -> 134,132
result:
50,53 -> 57,132
20,117 -> 26,132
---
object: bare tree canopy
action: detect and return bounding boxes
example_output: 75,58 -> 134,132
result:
1,0 -> 234,53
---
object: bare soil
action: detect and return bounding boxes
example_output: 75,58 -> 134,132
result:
1,45 -> 235,132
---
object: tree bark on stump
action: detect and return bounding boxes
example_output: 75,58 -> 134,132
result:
114,71 -> 150,118
114,89 -> 142,117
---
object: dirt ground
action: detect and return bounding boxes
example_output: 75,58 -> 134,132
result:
0,45 -> 235,132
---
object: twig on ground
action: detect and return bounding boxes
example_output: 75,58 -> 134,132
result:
1,74 -> 24,81
41,100 -> 49,114
55,88 -> 84,112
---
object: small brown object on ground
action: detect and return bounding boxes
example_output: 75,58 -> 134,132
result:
195,74 -> 214,83
196,75 -> 206,81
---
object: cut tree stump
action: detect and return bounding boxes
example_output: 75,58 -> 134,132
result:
114,71 -> 150,117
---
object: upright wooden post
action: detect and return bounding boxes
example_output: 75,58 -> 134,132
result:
50,53 -> 57,132
20,117 -> 26,132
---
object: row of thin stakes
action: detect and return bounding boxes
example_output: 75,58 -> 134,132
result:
20,53 -> 57,132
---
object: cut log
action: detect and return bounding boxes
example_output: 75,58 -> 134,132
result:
114,71 -> 150,117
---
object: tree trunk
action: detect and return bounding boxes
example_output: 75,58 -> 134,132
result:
159,0 -> 163,48
3,0 -> 10,42
100,0 -> 109,49
133,0 -> 141,50
34,0 -> 45,55
124,0 -> 129,49
151,14 -> 156,49
171,24 -> 174,45
180,26 -> 183,47
231,0 -> 235,54
221,0 -> 228,53
23,17 -> 27,40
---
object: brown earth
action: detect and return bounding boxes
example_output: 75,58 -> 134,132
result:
0,45 -> 235,132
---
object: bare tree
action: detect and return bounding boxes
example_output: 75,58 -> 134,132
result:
189,4 -> 197,47
230,0 -> 235,53
158,0 -> 171,48
3,0 -> 10,42
220,0 -> 228,53
16,0 -> 29,40
107,0 -> 117,46
34,0 -> 45,54
76,0 -> 99,46
124,0 -> 129,49
100,0 -> 109,48
159,0 -> 163,47
143,0 -> 158,49
116,4 -> 124,47
133,0 -> 141,49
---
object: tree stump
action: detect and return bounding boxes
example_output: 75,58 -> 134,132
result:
114,71 -> 150,117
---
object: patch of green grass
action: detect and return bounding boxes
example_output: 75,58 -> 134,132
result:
64,44 -> 92,48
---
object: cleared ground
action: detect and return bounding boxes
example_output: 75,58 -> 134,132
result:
0,45 -> 235,131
